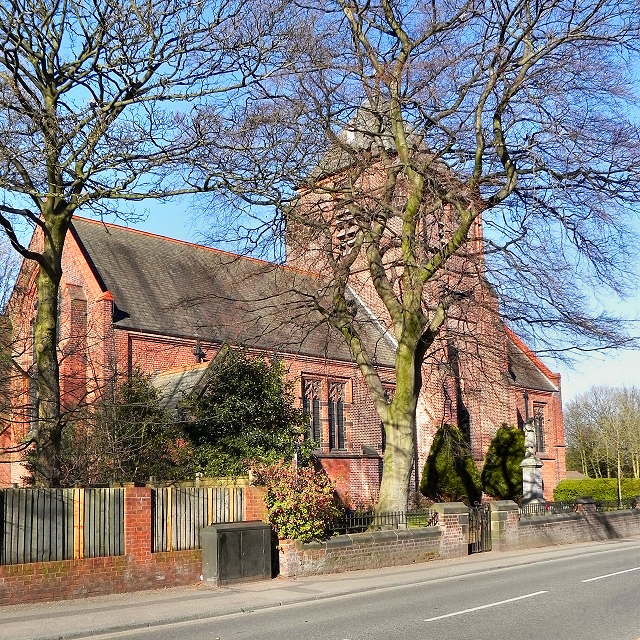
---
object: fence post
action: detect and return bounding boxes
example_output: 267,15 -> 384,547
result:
73,488 -> 85,559
166,487 -> 173,552
124,487 -> 152,560
229,488 -> 235,523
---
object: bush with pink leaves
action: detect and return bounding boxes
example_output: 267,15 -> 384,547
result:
251,461 -> 341,542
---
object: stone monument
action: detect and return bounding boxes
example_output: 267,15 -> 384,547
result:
520,419 -> 544,504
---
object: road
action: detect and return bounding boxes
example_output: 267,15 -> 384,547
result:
63,539 -> 640,640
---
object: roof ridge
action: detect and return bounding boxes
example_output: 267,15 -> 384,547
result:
71,215 -> 324,279
152,361 -> 210,378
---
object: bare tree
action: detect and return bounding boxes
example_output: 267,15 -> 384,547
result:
0,0 -> 300,485
198,0 -> 640,511
566,386 -> 640,483
565,385 -> 640,505
0,232 -> 19,312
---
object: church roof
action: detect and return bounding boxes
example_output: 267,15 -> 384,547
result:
69,217 -> 397,367
506,334 -> 559,393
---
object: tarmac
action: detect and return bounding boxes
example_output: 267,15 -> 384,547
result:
2,536 -> 640,640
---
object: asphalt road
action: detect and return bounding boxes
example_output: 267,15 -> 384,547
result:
69,540 -> 640,640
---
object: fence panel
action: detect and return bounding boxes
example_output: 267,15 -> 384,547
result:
83,489 -> 124,558
151,486 -> 245,553
1,488 -> 74,565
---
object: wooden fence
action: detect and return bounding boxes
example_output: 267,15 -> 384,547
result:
1,484 -> 248,564
151,486 -> 244,552
0,488 -> 124,565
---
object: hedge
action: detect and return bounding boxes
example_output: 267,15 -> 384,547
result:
553,478 -> 640,502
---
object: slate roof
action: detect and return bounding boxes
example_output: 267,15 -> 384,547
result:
70,217 -> 396,367
152,364 -> 208,410
506,336 -> 558,393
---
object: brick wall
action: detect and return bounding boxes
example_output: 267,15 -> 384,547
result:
245,485 -> 268,522
516,504 -> 640,549
0,487 -> 202,606
489,500 -> 640,551
277,502 -> 469,578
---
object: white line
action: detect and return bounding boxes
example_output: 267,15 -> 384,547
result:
424,591 -> 548,622
582,566 -> 640,583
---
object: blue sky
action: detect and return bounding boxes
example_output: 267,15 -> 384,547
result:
102,198 -> 640,407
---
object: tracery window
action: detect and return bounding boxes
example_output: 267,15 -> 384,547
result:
533,402 -> 546,453
302,378 -> 322,442
328,381 -> 346,451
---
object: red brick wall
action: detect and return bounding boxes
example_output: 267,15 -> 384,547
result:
0,487 -> 201,606
3,216 -> 566,499
277,502 -> 469,578
245,485 -> 268,522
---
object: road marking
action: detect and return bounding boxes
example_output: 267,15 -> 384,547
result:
582,566 -> 640,583
424,591 -> 548,622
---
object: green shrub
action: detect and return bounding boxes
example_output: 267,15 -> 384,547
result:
553,478 -> 640,502
181,348 -> 314,476
420,424 -> 482,505
481,424 -> 525,501
251,461 -> 342,542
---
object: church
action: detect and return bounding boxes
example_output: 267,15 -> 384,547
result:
2,211 -> 565,500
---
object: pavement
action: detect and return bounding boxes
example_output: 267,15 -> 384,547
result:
3,536 -> 640,640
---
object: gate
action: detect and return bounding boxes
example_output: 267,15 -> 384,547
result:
468,504 -> 491,553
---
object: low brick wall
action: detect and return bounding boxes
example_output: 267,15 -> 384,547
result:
516,503 -> 640,549
0,488 -> 201,606
278,502 -> 469,578
0,550 -> 201,605
488,499 -> 640,551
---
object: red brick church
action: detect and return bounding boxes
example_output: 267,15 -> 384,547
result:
1,208 -> 565,499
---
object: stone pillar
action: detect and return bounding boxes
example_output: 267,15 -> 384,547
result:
124,487 -> 152,561
574,496 -> 596,516
520,456 -> 545,505
433,502 -> 469,558
489,500 -> 520,551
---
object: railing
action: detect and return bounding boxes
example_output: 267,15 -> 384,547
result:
595,498 -> 636,512
151,486 -> 244,552
469,504 -> 492,553
1,488 -> 124,565
520,499 -> 639,517
327,509 -> 438,536
519,501 -> 576,517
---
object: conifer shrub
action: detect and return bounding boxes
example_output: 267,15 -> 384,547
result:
420,424 -> 482,505
553,478 -> 640,502
481,424 -> 525,501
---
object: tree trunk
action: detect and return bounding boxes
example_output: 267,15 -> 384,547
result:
33,210 -> 72,487
617,451 -> 622,508
377,408 -> 416,514
375,340 -> 423,514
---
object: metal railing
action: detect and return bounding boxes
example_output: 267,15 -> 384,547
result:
519,499 -> 639,516
519,501 -> 576,517
328,509 -> 438,536
595,498 -> 637,512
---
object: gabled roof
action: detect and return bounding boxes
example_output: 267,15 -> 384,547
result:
69,217 -> 396,366
506,329 -> 559,393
